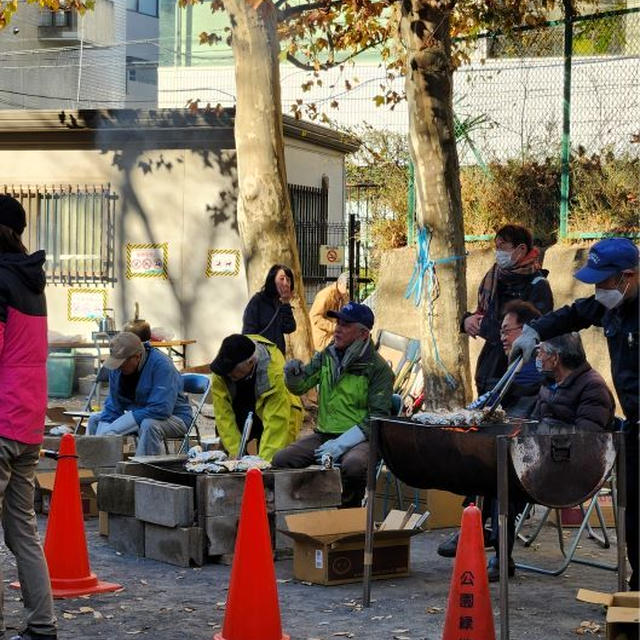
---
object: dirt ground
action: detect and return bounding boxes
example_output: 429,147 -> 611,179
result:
0,510 -> 621,640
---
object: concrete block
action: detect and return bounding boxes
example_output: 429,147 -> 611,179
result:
40,435 -> 124,471
197,473 -> 275,517
272,468 -> 342,511
134,479 -> 194,527
204,513 -> 276,557
108,514 -> 145,556
97,474 -> 137,516
144,523 -> 204,567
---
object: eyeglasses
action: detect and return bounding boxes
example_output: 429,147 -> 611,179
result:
500,326 -> 522,336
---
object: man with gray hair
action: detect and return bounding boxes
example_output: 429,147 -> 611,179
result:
534,332 -> 615,431
87,331 -> 192,456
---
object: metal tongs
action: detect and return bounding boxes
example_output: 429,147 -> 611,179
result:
480,355 -> 524,420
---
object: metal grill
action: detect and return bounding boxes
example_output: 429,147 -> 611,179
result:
3,184 -> 117,285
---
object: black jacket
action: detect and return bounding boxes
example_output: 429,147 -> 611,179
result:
242,291 -> 296,355
533,362 -> 615,431
532,295 -> 639,424
466,269 -> 554,395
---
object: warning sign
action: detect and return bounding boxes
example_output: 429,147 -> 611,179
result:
319,245 -> 345,266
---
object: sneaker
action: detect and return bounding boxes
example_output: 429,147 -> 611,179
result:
437,529 -> 493,558
487,556 -> 515,582
9,630 -> 57,640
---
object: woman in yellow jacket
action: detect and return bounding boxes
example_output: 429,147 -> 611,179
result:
309,273 -> 349,351
210,334 -> 302,462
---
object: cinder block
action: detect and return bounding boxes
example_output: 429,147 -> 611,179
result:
197,473 -> 275,517
204,513 -> 276,557
108,514 -> 145,556
40,435 -> 124,471
134,479 -> 194,527
97,474 -> 137,516
272,468 -> 342,511
144,523 -> 204,567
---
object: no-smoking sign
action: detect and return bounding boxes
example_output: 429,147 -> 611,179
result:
319,245 -> 345,266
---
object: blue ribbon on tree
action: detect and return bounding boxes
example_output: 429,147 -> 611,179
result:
404,227 -> 465,390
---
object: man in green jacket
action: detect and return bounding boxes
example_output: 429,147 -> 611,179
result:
272,302 -> 394,506
210,334 -> 302,463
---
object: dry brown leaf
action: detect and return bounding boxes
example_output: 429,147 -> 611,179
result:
426,606 -> 443,614
62,612 -> 76,620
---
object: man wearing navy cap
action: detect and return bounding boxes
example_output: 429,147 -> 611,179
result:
512,237 -> 639,589
273,302 -> 394,507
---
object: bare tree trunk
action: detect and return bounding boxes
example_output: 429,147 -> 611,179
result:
401,0 -> 472,408
223,0 -> 313,361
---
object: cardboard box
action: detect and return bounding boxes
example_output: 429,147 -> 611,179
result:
36,469 -> 98,519
549,495 -> 615,529
577,589 -> 640,640
375,470 -> 463,529
280,507 -> 425,586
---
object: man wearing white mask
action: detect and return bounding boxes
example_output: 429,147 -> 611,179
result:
462,225 -> 554,396
511,237 -> 639,590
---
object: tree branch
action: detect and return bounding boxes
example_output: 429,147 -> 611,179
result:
277,0 -> 344,21
286,37 -> 384,70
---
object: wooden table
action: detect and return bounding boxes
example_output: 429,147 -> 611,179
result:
48,339 -> 197,369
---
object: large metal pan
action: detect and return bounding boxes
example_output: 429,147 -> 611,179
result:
372,417 -> 616,507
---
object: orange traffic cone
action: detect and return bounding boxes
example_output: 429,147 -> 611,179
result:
41,433 -> 121,598
215,468 -> 289,640
442,504 -> 495,640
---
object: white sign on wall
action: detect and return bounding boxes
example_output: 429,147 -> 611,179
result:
319,245 -> 345,266
67,288 -> 107,322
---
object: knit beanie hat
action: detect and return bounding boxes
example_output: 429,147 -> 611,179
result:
210,334 -> 256,376
0,196 -> 26,235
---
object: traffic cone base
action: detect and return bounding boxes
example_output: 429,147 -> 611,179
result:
216,468 -> 288,640
12,574 -> 122,599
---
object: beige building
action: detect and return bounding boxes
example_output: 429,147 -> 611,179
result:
0,109 -> 358,366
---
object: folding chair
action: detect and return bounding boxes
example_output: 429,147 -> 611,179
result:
64,365 -> 111,434
514,474 -> 617,576
163,373 -> 212,454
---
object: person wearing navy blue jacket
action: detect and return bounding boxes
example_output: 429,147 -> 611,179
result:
87,331 -> 192,456
511,237 -> 639,590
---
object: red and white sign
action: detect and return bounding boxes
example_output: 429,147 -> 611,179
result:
319,245 -> 345,266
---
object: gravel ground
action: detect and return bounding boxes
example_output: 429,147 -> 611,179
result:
0,511 -> 621,640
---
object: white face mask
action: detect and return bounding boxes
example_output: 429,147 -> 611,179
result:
495,250 -> 514,269
595,287 -> 625,310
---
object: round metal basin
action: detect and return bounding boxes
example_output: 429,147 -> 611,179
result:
372,416 -> 616,508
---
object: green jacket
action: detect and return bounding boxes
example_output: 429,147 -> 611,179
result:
212,335 -> 302,462
286,338 -> 394,437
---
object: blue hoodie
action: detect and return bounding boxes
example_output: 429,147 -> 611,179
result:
101,346 -> 192,427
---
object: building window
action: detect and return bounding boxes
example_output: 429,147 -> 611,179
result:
39,9 -> 72,27
3,185 -> 117,285
127,0 -> 158,17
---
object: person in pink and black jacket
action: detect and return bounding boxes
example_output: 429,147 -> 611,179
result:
0,195 -> 57,640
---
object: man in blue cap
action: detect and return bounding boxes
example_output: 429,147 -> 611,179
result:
511,237 -> 639,589
273,302 -> 394,507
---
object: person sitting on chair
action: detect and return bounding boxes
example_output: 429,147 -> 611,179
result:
87,332 -> 192,456
272,302 -> 394,507
209,334 -> 302,463
533,332 -> 615,431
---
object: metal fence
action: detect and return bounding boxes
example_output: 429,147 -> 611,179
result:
2,184 -> 117,285
453,7 -> 640,241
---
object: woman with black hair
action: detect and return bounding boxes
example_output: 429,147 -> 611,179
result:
242,264 -> 296,354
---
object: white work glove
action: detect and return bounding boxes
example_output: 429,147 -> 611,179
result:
284,358 -> 304,383
96,411 -> 138,436
510,324 -> 540,364
314,426 -> 366,464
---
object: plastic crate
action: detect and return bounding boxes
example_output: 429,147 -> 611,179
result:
47,353 -> 76,398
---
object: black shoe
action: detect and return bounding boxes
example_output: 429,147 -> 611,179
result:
487,556 -> 515,582
437,531 -> 460,557
437,529 -> 492,558
9,630 -> 57,640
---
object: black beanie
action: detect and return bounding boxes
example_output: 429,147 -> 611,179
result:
0,196 -> 26,235
210,334 -> 256,376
